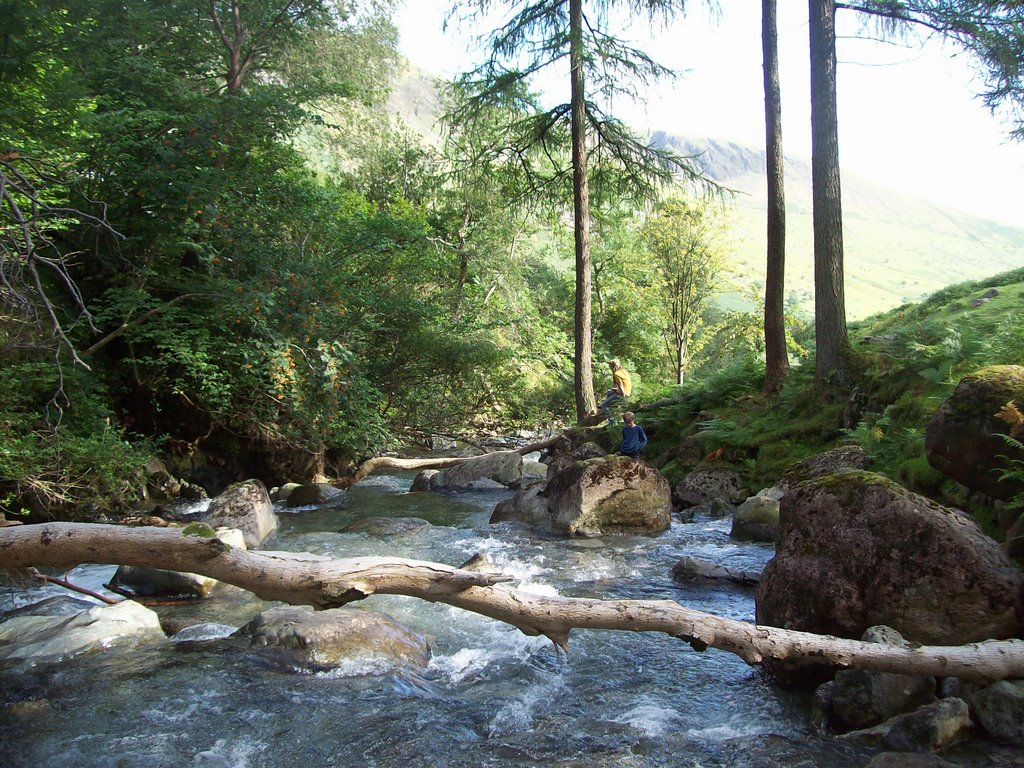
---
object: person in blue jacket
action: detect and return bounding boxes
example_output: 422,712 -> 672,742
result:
618,411 -> 648,459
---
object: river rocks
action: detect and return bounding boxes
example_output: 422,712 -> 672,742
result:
490,484 -> 552,527
409,469 -> 440,491
823,627 -> 937,732
547,456 -> 671,537
427,451 -> 523,489
925,365 -> 1024,501
235,605 -> 430,670
0,596 -> 164,663
842,698 -> 973,753
673,465 -> 748,509
107,527 -> 246,598
1005,513 -> 1024,559
970,679 -> 1024,745
285,482 -> 343,507
730,492 -> 780,542
202,479 -> 278,548
672,436 -> 707,469
756,471 -> 1024,656
671,556 -> 760,585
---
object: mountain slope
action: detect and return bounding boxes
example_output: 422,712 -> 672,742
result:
652,132 -> 1024,319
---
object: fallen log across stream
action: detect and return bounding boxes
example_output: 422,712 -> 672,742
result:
2,523 -> 1022,683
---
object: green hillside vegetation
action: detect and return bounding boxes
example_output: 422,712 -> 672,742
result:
636,265 -> 1024,539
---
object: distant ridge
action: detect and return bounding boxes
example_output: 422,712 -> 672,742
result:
388,68 -> 1024,320
651,132 -> 1024,319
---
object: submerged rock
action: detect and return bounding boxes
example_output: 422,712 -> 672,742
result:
0,597 -> 164,663
285,482 -> 343,508
340,516 -> 432,535
235,605 -> 430,670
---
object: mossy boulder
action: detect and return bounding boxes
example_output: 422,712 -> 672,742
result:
925,365 -> 1024,501
756,471 -> 1024,670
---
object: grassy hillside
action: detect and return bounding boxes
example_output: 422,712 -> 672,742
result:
654,133 -> 1024,320
636,266 -> 1024,539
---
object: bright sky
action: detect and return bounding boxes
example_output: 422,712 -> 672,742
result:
394,1 -> 1024,227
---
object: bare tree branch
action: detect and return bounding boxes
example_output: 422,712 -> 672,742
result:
3,523 -> 1023,683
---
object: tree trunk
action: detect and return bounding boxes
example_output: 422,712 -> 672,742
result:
808,0 -> 850,385
570,0 -> 597,421
3,523 -> 1023,683
762,0 -> 790,395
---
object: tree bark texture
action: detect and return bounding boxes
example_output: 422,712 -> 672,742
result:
762,0 -> 789,395
3,524 -> 1023,683
570,0 -> 597,421
808,0 -> 850,384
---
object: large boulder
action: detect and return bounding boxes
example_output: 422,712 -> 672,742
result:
925,365 -> 1024,501
108,527 -> 246,598
202,479 -> 278,548
0,597 -> 164,663
235,605 -> 430,670
429,451 -> 523,489
672,465 -> 748,509
756,471 -> 1024,651
546,456 -> 671,537
824,627 -> 937,732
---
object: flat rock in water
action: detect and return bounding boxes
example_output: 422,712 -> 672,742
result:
235,605 -> 430,671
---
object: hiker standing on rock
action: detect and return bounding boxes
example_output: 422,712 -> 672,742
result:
618,411 -> 647,459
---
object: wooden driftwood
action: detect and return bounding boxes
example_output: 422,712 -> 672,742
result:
2,523 -> 1023,683
338,435 -> 563,488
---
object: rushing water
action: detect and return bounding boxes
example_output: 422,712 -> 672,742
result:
0,473 -> 898,767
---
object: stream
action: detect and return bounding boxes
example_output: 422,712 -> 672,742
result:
0,471 -> 949,767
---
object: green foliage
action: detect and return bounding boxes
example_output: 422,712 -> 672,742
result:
0,360 -> 153,518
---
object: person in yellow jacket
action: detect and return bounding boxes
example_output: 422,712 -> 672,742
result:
597,359 -> 631,421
